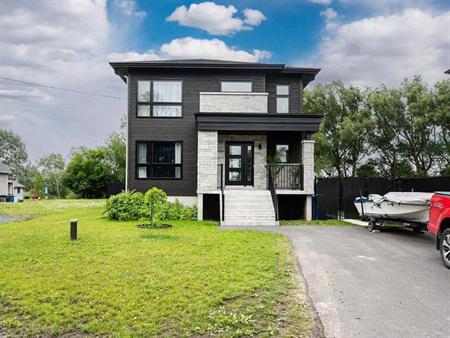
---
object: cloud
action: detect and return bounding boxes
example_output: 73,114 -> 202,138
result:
307,0 -> 333,5
320,8 -> 338,30
243,9 -> 266,26
114,0 -> 146,19
110,37 -> 271,63
0,0 -> 127,161
166,2 -> 265,35
0,114 -> 16,128
301,8 -> 450,87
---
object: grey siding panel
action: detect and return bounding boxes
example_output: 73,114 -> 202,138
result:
127,69 -> 265,196
266,75 -> 304,114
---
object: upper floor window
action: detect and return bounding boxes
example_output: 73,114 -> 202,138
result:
136,141 -> 182,179
137,80 -> 182,118
221,81 -> 252,92
276,85 -> 289,113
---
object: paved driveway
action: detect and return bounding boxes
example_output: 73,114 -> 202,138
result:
225,225 -> 450,338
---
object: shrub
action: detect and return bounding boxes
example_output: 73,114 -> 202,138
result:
105,191 -> 146,221
105,188 -> 198,222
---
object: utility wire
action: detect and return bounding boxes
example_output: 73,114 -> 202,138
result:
0,75 -> 126,100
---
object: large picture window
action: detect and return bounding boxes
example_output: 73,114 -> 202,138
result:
136,141 -> 182,179
137,80 -> 182,118
276,85 -> 289,113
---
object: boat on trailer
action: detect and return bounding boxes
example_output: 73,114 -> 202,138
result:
354,192 -> 434,232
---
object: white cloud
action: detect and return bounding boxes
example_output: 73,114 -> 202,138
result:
243,9 -> 266,26
308,0 -> 333,5
166,2 -> 265,35
0,114 -> 16,128
110,37 -> 272,63
114,0 -> 146,19
301,8 -> 450,87
320,8 -> 338,30
0,0 -> 126,161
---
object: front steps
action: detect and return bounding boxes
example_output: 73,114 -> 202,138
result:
220,189 -> 279,226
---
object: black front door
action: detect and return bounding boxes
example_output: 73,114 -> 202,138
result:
225,142 -> 254,186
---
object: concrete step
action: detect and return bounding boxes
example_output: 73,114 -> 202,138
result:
221,221 -> 280,227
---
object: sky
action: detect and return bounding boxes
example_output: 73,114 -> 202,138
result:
0,0 -> 449,162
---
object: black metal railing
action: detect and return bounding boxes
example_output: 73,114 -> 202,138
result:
217,164 -> 224,221
267,163 -> 303,190
268,166 -> 279,220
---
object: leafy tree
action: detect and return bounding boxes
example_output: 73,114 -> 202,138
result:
32,173 -> 44,197
356,161 -> 380,178
432,79 -> 450,173
395,77 -> 441,176
304,81 -> 372,177
0,128 -> 28,177
105,132 -> 125,183
63,148 -> 115,198
38,153 -> 66,198
15,163 -> 38,191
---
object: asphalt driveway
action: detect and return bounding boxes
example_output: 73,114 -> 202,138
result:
225,225 -> 450,338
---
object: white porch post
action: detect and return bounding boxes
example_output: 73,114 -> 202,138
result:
302,140 -> 315,221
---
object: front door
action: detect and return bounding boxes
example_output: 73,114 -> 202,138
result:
225,142 -> 254,186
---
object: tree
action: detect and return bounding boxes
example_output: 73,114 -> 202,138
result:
0,128 -> 28,177
304,81 -> 372,177
104,132 -> 125,183
396,77 -> 441,176
432,79 -> 450,174
63,148 -> 115,198
38,153 -> 66,198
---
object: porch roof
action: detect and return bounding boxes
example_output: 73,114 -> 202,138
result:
195,113 -> 323,132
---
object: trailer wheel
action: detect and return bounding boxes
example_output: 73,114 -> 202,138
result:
368,222 -> 375,232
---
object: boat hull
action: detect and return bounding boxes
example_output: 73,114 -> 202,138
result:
354,201 -> 429,223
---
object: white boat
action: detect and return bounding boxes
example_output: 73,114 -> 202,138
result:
354,192 -> 434,224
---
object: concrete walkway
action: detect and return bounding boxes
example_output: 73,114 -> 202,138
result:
224,225 -> 450,338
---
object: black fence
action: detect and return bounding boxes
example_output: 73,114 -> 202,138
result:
315,176 -> 450,219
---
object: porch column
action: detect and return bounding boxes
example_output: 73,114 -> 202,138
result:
304,195 -> 312,221
197,193 -> 203,221
197,130 -> 218,192
301,140 -> 315,195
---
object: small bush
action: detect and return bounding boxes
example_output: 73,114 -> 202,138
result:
105,191 -> 147,221
105,188 -> 198,222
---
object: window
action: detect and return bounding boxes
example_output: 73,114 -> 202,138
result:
276,85 -> 289,113
137,80 -> 182,117
276,144 -> 289,163
136,141 -> 182,179
221,81 -> 252,92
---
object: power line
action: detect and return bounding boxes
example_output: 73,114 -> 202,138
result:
0,75 -> 126,100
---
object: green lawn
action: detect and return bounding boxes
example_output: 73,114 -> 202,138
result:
0,200 -> 313,337
280,219 -> 355,226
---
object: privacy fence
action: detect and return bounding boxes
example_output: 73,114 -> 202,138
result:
314,176 -> 450,220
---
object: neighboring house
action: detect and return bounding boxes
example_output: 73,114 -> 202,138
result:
0,162 -> 25,202
0,162 -> 11,198
110,59 -> 322,225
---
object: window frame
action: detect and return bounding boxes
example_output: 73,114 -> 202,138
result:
276,84 -> 290,114
220,81 -> 253,93
136,79 -> 183,119
135,141 -> 183,180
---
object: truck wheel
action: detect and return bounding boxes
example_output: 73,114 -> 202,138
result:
440,228 -> 450,269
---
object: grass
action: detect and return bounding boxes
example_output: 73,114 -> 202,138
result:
0,200 -> 313,337
280,219 -> 355,226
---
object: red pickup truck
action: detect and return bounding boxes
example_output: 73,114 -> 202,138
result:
428,192 -> 450,269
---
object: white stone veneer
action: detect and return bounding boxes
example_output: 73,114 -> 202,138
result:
199,92 -> 268,113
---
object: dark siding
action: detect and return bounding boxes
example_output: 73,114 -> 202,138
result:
127,69 -> 265,196
266,75 -> 304,114
267,131 -> 303,162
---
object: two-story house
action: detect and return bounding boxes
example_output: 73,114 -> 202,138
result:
110,59 -> 322,226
